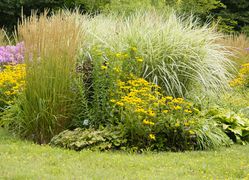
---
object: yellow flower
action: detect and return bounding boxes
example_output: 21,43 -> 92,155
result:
110,99 -> 116,103
184,122 -> 190,126
113,67 -> 121,73
165,96 -> 173,100
175,123 -> 180,127
135,57 -> 143,62
116,53 -> 122,58
116,102 -> 124,106
0,64 -> 26,98
135,108 -> 147,114
189,130 -> 195,135
173,106 -> 182,110
101,65 -> 107,70
147,109 -> 156,117
143,119 -> 155,126
131,47 -> 137,51
4,91 -> 12,95
149,134 -> 156,140
163,110 -> 169,113
184,109 -> 192,113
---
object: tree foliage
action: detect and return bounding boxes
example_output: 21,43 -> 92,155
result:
0,0 -> 249,35
214,0 -> 249,34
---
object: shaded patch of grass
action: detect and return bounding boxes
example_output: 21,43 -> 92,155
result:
1,128 -> 249,179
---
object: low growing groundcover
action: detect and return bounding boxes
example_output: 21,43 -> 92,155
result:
1,128 -> 249,179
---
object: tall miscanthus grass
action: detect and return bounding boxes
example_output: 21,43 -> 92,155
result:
81,11 -> 234,97
5,11 -> 84,143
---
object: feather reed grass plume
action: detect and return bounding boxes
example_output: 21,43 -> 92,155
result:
12,11 -> 84,143
219,34 -> 249,65
0,29 -> 8,45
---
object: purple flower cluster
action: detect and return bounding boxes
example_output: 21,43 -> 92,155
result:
0,42 -> 25,64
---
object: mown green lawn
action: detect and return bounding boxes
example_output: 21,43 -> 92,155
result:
1,128 -> 249,180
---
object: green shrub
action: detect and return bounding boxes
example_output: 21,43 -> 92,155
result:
49,128 -> 126,151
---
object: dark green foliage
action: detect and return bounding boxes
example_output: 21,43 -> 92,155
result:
213,0 -> 249,34
1,0 -> 249,35
0,0 -> 61,30
0,0 -> 110,30
49,128 -> 126,151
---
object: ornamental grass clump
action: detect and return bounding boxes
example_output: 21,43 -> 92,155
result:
0,29 -> 7,45
219,34 -> 249,65
2,11 -> 84,144
82,11 -> 234,97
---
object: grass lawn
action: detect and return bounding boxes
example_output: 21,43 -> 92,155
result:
1,128 -> 249,179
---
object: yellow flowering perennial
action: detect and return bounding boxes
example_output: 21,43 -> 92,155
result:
110,75 -> 198,142
0,64 -> 26,104
143,119 -> 155,126
230,63 -> 249,87
112,76 -> 195,116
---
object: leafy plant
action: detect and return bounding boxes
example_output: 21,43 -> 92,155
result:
207,108 -> 249,144
49,128 -> 126,151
